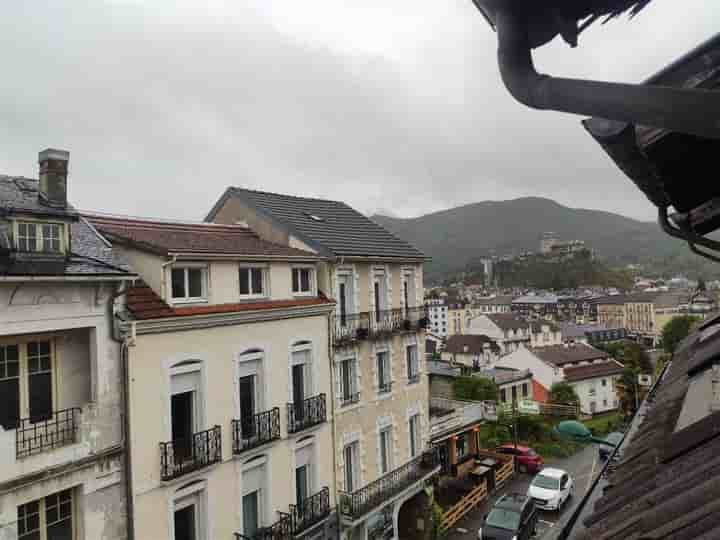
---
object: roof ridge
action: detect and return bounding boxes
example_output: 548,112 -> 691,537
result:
83,211 -> 253,230
231,186 -> 348,206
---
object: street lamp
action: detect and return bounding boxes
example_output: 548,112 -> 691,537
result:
554,420 -> 617,447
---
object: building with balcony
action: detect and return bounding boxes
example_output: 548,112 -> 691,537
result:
0,151 -> 136,540
87,214 -> 337,540
467,314 -> 561,355
206,188 -> 437,540
426,299 -> 449,337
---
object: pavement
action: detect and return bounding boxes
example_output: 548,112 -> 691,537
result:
445,444 -> 600,540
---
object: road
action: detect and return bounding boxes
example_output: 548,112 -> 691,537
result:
445,445 -> 599,540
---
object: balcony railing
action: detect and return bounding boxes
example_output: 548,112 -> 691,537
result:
338,449 -> 440,520
234,487 -> 331,540
289,487 -> 332,535
287,394 -> 327,434
160,425 -> 222,481
15,408 -> 81,459
333,307 -> 427,348
334,312 -> 370,345
233,408 -> 281,454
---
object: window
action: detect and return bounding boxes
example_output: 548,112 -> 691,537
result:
601,378 -> 607,387
18,489 -> 73,540
339,357 -> 358,406
377,351 -> 391,394
409,414 -> 421,458
455,433 -> 469,460
292,267 -> 314,295
500,388 -> 507,403
16,222 -> 65,254
344,442 -> 359,492
406,345 -> 419,383
1,341 -> 53,430
242,491 -> 261,537
511,385 -> 517,403
522,383 -> 528,398
239,266 -> 266,298
171,267 -> 206,302
379,427 -> 393,474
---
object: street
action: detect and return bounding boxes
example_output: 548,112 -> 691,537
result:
445,445 -> 599,540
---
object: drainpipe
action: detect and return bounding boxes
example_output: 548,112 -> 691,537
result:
108,283 -> 135,540
326,294 -> 341,539
492,9 -> 720,139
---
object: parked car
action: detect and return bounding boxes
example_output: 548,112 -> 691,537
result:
478,493 -> 538,540
527,467 -> 574,511
495,444 -> 544,473
599,432 -> 623,461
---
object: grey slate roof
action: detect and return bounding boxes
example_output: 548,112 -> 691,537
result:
0,175 -> 133,277
0,176 -> 78,218
206,187 -> 426,260
576,317 -> 720,540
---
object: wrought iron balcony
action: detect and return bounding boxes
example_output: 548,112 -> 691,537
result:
234,487 -> 331,540
369,309 -> 404,339
338,449 -> 440,521
232,408 -> 281,455
334,312 -> 370,346
287,394 -> 326,434
403,306 -> 429,332
160,425 -> 222,481
15,408 -> 80,459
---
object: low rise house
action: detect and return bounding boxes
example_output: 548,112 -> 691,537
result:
472,295 -> 514,315
468,314 -> 561,354
440,334 -> 500,370
560,323 -> 628,346
447,302 -> 474,336
0,151 -> 136,540
511,294 -> 558,319
88,214 -> 338,540
495,343 -> 622,412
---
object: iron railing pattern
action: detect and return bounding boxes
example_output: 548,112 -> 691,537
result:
15,408 -> 80,459
234,487 -> 331,540
333,306 -> 428,348
340,392 -> 361,407
233,408 -> 281,454
160,425 -> 222,481
287,394 -> 326,434
378,381 -> 393,395
338,449 -> 440,520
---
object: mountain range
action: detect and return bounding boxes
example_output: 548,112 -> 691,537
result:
371,197 -> 682,280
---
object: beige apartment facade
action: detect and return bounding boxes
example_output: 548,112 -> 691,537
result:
207,188 -> 439,540
89,215 -> 338,540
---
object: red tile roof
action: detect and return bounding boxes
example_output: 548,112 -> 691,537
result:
125,283 -> 333,320
563,360 -> 624,382
85,214 -> 321,259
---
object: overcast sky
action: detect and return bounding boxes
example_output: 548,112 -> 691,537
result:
1,1 -> 717,222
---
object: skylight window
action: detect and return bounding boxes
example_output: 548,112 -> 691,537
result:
303,212 -> 325,222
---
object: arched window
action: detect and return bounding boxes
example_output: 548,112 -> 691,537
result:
237,349 -> 265,439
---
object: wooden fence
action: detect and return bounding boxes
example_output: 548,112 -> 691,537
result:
439,480 -> 488,534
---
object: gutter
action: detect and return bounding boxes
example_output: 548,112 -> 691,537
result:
489,8 -> 720,139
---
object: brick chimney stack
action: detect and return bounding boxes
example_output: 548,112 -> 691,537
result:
38,148 -> 69,208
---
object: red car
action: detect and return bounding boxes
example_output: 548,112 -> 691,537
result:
495,444 -> 544,473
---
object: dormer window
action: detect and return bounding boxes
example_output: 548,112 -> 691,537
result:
239,265 -> 268,299
15,221 -> 65,254
170,265 -> 207,303
292,267 -> 315,296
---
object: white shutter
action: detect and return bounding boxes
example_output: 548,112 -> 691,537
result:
242,463 -> 265,495
171,371 -> 200,395
296,443 -> 313,468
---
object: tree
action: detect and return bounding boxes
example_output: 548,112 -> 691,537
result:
549,382 -> 580,406
620,342 -> 652,374
661,315 -> 701,354
453,376 -> 499,401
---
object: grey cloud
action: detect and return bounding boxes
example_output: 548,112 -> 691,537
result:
0,1 -> 717,222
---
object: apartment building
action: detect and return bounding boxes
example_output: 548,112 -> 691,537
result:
472,295 -> 513,315
467,314 -> 561,354
426,299 -> 448,337
0,151 -> 136,539
447,303 -> 473,336
206,188 -> 439,540
87,214 -> 337,540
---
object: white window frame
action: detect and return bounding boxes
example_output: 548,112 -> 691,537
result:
406,343 -> 419,383
171,483 -> 207,540
169,264 -> 208,304
0,337 -> 57,423
239,264 -> 269,299
337,355 -> 359,407
343,441 -> 360,492
376,348 -> 392,395
291,266 -> 316,297
408,413 -> 421,458
241,456 -> 268,534
378,426 -> 393,475
14,220 -> 67,254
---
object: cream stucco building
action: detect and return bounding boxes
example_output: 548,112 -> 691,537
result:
0,151 -> 136,540
88,214 -> 338,540
206,188 -> 439,540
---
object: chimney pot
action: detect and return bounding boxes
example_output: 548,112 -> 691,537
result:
38,148 -> 69,208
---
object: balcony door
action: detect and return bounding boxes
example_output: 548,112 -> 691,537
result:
239,375 -> 256,440
171,368 -> 202,463
291,346 -> 312,422
238,350 -> 263,442
295,442 -> 314,505
337,274 -> 354,327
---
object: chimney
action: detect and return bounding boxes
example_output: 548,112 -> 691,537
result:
38,148 -> 69,208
